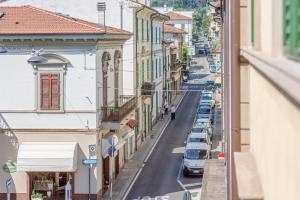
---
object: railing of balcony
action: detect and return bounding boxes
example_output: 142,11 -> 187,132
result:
101,95 -> 136,122
141,82 -> 155,96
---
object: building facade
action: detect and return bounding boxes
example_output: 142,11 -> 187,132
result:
224,0 -> 300,200
0,6 -> 131,200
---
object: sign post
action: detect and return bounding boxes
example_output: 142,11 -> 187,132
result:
6,178 -> 12,200
108,135 -> 118,200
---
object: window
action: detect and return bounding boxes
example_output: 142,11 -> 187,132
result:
142,19 -> 144,41
147,20 -> 149,41
159,27 -> 161,44
142,60 -> 145,83
147,59 -> 150,80
136,62 -> 139,86
40,74 -> 60,110
155,59 -> 158,78
159,58 -> 161,76
155,27 -> 158,43
283,0 -> 300,58
136,18 -> 139,41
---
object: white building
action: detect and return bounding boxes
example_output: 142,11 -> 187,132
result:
0,5 -> 132,199
165,11 -> 193,48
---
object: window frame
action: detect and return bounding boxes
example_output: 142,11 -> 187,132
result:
36,69 -> 65,112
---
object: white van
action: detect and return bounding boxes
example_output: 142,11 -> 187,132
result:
187,131 -> 211,147
183,142 -> 209,176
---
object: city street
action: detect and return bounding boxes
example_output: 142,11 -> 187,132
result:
125,57 -> 220,200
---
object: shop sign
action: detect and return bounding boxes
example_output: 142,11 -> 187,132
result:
3,162 -> 16,173
82,159 -> 97,165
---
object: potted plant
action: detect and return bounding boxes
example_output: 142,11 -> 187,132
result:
31,190 -> 43,200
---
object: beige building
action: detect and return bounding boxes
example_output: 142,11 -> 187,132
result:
224,0 -> 300,200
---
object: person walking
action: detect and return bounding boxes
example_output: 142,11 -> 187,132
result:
171,105 -> 176,120
164,101 -> 169,115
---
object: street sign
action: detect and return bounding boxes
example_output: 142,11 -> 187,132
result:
108,135 -> 119,147
6,178 -> 12,188
108,146 -> 117,158
89,145 -> 96,153
82,159 -> 97,165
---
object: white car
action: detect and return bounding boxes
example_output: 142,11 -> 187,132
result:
183,142 -> 209,176
200,92 -> 215,107
193,118 -> 213,139
187,131 -> 212,147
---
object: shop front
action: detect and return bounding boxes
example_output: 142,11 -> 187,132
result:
17,142 -> 78,200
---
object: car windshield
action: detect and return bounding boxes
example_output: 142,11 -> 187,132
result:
196,122 -> 210,128
201,95 -> 212,101
198,106 -> 211,114
191,128 -> 202,133
185,149 -> 207,160
188,137 -> 207,143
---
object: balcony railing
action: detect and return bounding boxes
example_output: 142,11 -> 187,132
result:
141,82 -> 155,96
101,95 -> 136,122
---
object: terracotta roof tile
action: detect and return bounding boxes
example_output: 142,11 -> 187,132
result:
166,11 -> 192,20
163,23 -> 186,34
0,6 -> 132,35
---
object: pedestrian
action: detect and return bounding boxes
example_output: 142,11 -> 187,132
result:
164,101 -> 169,115
171,105 -> 176,120
160,107 -> 164,120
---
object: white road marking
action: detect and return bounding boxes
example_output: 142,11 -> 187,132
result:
183,182 -> 202,188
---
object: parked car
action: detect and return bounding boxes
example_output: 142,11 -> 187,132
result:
210,64 -> 217,73
192,118 -> 213,139
200,91 -> 215,107
183,75 -> 188,82
183,142 -> 209,176
187,131 -> 211,146
197,105 -> 212,119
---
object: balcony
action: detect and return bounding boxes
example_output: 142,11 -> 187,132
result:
171,63 -> 183,72
141,82 -> 155,96
101,95 -> 136,123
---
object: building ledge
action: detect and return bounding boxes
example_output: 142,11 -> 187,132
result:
234,152 -> 264,200
201,159 -> 227,200
241,48 -> 300,107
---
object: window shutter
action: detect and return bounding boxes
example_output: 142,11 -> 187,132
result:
51,74 -> 60,110
40,75 -> 50,109
283,0 -> 300,58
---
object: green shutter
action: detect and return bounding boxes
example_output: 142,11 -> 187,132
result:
283,0 -> 300,58
142,60 -> 145,83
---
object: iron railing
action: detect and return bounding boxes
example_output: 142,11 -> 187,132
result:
141,82 -> 155,96
101,95 -> 136,122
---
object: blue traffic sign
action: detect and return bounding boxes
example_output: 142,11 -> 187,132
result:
6,178 -> 12,187
82,159 -> 97,165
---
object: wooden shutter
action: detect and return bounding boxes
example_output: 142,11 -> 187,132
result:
40,75 -> 50,110
51,74 -> 60,110
40,74 -> 60,110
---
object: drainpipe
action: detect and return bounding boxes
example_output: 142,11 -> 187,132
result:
225,0 -> 240,200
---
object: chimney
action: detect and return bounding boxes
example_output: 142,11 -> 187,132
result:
97,2 -> 106,30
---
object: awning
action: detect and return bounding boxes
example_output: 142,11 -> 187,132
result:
215,76 -> 221,84
17,142 -> 78,172
172,73 -> 181,81
127,119 -> 137,128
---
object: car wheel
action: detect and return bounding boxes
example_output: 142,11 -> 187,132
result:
183,169 -> 189,177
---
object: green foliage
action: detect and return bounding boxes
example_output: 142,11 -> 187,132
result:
193,7 -> 210,38
31,190 -> 43,199
151,0 -> 206,8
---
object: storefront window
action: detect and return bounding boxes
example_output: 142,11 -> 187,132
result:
30,172 -> 73,199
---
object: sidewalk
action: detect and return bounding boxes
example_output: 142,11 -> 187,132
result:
103,92 -> 186,200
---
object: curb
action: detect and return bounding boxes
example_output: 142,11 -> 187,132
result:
121,91 -> 188,200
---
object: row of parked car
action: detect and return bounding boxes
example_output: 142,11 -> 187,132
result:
183,90 -> 215,177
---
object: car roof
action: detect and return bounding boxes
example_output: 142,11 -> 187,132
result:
195,118 -> 210,123
186,142 -> 208,150
189,132 -> 208,138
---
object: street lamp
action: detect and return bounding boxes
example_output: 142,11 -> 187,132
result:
27,55 -> 48,64
0,46 -> 7,53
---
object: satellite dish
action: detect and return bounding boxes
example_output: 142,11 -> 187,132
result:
27,55 -> 48,64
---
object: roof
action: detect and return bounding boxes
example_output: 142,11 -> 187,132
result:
166,11 -> 192,20
0,6 -> 132,35
163,23 -> 186,34
189,132 -> 208,138
186,142 -> 208,150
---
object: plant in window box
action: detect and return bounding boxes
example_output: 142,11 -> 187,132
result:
31,190 -> 43,200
